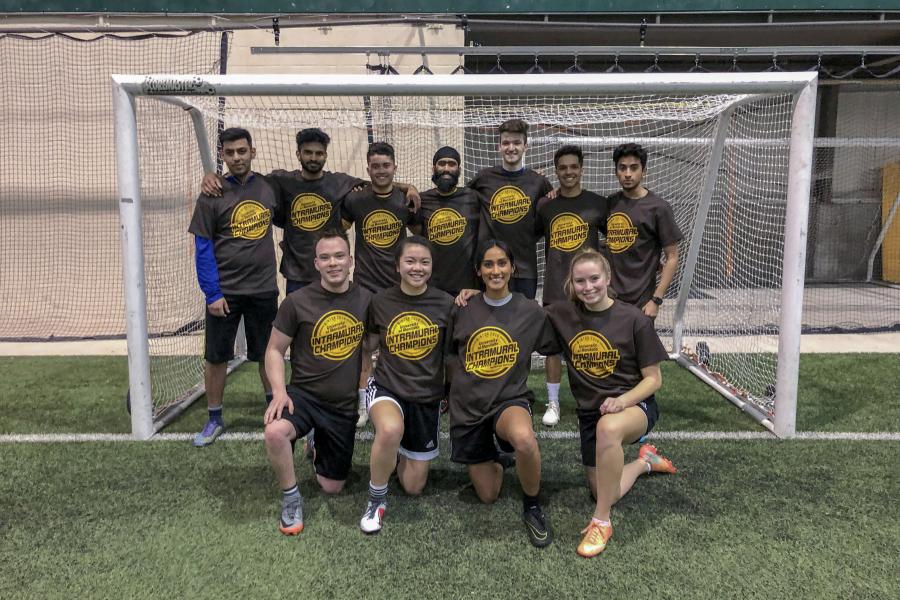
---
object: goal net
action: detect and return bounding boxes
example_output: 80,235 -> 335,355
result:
113,72 -> 816,439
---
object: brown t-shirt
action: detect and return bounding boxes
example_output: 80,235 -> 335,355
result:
272,281 -> 372,414
341,187 -> 414,293
469,166 -> 553,280
536,190 -> 608,304
188,173 -> 280,295
545,300 -> 668,413
417,186 -> 481,294
603,190 -> 683,307
370,285 -> 455,403
447,294 -> 559,430
267,170 -> 364,283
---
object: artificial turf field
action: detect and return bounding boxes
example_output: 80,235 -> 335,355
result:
1,355 -> 898,599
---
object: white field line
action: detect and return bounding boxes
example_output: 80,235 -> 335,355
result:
1,430 -> 899,443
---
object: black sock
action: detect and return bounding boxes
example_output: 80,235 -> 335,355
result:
523,493 -> 540,512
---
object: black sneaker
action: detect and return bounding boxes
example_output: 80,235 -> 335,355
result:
523,506 -> 553,548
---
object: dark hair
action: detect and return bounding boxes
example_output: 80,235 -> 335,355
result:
367,141 -> 396,162
296,128 -> 330,150
554,144 -> 584,167
474,239 -> 515,275
613,142 -> 648,169
314,229 -> 350,254
393,235 -> 434,266
498,119 -> 528,142
219,127 -> 252,147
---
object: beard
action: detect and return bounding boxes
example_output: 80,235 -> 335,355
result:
432,170 -> 460,193
302,159 -> 323,173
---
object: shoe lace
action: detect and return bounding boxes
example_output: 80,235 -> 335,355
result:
580,521 -> 609,543
364,501 -> 382,520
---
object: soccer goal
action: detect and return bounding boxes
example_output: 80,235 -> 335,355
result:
112,72 -> 816,440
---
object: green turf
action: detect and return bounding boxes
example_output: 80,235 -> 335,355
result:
1,354 -> 897,434
0,439 -> 897,599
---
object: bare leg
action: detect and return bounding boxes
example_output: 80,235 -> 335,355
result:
592,407 -> 648,521
264,419 -> 299,489
495,405 -> 541,497
467,462 -> 503,504
368,401 -> 404,487
258,359 -> 271,394
204,361 -> 227,409
397,456 -> 430,496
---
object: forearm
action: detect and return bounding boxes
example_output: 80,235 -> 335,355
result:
616,373 -> 661,407
654,250 -> 679,298
265,345 -> 289,398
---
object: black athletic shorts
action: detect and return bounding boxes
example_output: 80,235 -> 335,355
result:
204,292 -> 278,363
366,382 -> 441,461
277,385 -> 357,481
577,397 -> 659,467
450,398 -> 531,464
509,277 -> 538,300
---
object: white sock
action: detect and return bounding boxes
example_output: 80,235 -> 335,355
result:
358,389 -> 367,408
546,383 -> 560,405
592,517 -> 611,527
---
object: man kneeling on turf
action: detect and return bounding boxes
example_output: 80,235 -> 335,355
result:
263,230 -> 373,535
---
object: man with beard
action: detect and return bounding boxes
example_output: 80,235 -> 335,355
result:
201,128 -> 421,293
412,146 -> 481,296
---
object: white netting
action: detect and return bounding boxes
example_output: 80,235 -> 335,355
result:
132,88 -> 798,421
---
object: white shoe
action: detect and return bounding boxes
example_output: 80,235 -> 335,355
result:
359,500 -> 386,534
356,401 -> 368,429
542,402 -> 560,427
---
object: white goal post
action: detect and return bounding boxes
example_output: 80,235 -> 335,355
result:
113,72 -> 817,440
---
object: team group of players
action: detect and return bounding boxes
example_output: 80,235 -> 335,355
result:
188,119 -> 683,557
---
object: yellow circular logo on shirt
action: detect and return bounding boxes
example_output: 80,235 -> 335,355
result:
230,200 -> 271,240
427,208 -> 467,246
606,212 -> 639,253
290,193 -> 331,232
569,331 -> 620,379
386,312 -> 440,360
362,209 -> 403,249
489,185 -> 531,225
549,213 -> 590,252
464,326 -> 519,379
311,310 -> 365,361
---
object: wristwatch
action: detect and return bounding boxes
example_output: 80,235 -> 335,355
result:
651,296 -> 663,306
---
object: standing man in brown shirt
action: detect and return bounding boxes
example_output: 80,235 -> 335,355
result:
535,145 -> 608,427
604,143 -> 683,319
188,127 -> 282,447
469,119 -> 553,300
262,230 -> 373,536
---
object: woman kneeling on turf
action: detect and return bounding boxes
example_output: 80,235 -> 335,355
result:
545,249 -> 677,558
448,240 -> 559,548
361,236 -> 455,533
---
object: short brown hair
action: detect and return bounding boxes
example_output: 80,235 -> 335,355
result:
498,119 -> 528,142
314,229 -> 350,254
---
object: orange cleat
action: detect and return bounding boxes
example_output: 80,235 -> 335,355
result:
638,443 -> 678,474
577,519 -> 612,558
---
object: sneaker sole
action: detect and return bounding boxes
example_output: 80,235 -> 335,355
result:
279,523 -> 304,535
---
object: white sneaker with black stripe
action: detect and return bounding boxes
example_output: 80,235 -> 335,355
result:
359,500 -> 386,534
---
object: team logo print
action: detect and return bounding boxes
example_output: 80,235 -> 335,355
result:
362,210 -> 403,248
230,200 -> 271,240
311,310 -> 365,361
606,212 -> 639,253
464,326 -> 519,379
489,185 -> 531,225
290,193 -> 331,231
549,213 -> 590,252
569,331 -> 620,379
385,312 -> 440,360
427,208 -> 467,246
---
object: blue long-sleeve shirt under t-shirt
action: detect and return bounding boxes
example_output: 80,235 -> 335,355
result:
194,236 -> 222,305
